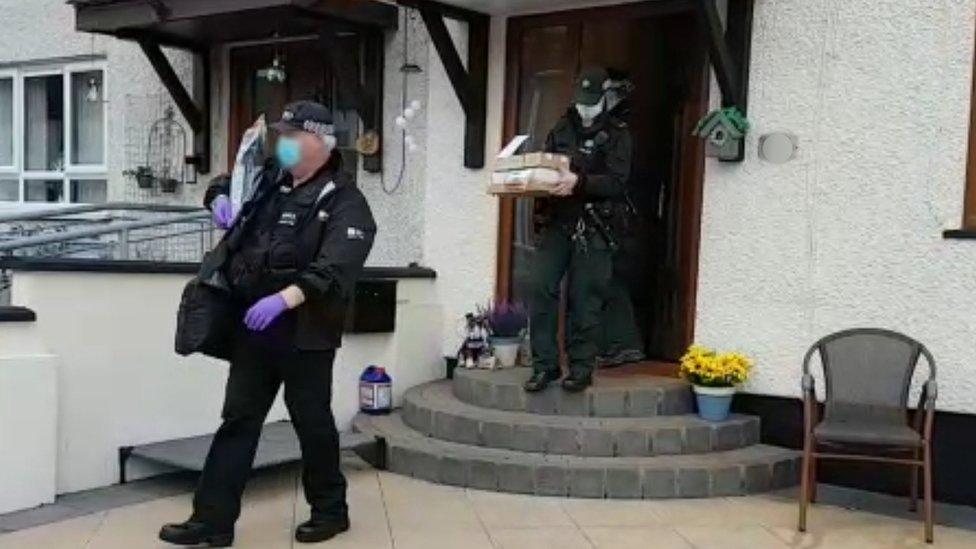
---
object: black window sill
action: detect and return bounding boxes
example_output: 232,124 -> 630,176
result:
943,229 -> 976,240
0,306 -> 36,323
0,257 -> 436,281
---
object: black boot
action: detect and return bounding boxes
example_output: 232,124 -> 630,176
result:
523,370 -> 560,392
159,520 -> 233,547
596,349 -> 645,369
295,515 -> 350,544
561,371 -> 593,393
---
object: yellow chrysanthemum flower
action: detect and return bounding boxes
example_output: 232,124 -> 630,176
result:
679,345 -> 753,387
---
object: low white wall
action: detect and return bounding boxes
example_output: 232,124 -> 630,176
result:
0,321 -> 58,514
9,270 -> 442,495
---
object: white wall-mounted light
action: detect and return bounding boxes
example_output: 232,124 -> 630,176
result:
758,132 -> 799,164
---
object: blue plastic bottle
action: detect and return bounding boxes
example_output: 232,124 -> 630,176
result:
359,366 -> 392,415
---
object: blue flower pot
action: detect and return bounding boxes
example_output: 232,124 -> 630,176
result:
693,386 -> 736,422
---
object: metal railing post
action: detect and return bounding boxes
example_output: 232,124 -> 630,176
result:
118,228 -> 130,260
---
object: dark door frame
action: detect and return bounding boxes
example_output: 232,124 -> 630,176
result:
495,0 -> 714,354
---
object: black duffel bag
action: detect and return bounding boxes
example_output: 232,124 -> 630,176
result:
175,242 -> 235,360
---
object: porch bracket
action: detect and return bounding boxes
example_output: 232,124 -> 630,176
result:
694,0 -> 753,114
136,38 -> 211,173
400,0 -> 488,169
695,0 -> 754,162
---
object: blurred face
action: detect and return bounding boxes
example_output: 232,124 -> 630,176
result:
276,129 -> 330,181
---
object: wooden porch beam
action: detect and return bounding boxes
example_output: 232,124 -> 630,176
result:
137,39 -> 203,132
417,6 -> 473,115
136,38 -> 211,173
694,0 -> 743,111
397,0 -> 484,23
408,0 -> 489,168
724,0 -> 755,114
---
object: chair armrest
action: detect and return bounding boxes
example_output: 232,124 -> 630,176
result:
914,379 -> 938,437
916,379 -> 938,411
801,373 -> 815,396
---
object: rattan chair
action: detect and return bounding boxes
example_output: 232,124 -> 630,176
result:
798,328 -> 937,543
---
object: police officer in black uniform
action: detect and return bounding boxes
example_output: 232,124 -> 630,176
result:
159,101 -> 376,547
524,67 -> 633,393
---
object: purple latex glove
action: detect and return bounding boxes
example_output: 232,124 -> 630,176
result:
212,195 -> 235,230
244,294 -> 289,331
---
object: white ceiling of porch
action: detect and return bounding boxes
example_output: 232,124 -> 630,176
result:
427,0 -> 648,17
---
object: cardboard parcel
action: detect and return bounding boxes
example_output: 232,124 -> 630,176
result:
488,136 -> 569,197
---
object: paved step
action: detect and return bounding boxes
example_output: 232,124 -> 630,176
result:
453,367 -> 694,417
353,413 -> 801,499
404,381 -> 759,457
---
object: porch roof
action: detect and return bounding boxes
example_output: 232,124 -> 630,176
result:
421,0 -> 643,16
68,0 -> 399,50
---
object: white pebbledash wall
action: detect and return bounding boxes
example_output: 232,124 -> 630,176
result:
694,0 -> 976,413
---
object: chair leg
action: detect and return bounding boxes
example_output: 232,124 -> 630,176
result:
809,455 -> 818,504
910,449 -> 920,513
798,445 -> 812,532
923,442 -> 934,544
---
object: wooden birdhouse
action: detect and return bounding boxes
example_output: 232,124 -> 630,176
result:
693,107 -> 750,162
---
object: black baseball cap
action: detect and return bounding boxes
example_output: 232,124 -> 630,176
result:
271,100 -> 335,136
573,67 -> 610,106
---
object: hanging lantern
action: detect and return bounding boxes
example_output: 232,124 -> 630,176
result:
85,77 -> 100,103
257,53 -> 287,84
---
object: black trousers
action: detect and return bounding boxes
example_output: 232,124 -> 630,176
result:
191,333 -> 347,528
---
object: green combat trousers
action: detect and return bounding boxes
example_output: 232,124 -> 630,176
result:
600,268 -> 643,356
529,225 -> 614,378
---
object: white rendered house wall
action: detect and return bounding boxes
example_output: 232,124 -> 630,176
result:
695,0 -> 976,413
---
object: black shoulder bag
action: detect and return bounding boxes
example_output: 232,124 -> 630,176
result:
174,168 -> 282,360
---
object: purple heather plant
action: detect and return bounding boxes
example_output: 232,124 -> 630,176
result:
481,301 -> 528,339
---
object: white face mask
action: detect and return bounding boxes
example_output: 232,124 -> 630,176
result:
575,97 -> 605,127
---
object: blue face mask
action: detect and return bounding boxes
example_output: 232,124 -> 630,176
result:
275,137 -> 303,169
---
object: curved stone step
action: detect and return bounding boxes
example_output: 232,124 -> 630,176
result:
453,367 -> 694,417
404,381 -> 759,457
353,412 -> 800,499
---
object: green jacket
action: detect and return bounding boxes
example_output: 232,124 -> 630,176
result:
539,109 -> 633,225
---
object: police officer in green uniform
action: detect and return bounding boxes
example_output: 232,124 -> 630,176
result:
597,74 -> 645,368
524,67 -> 633,393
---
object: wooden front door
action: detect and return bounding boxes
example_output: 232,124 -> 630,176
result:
227,38 -> 361,175
498,1 -> 709,362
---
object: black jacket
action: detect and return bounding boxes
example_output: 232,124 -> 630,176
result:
204,160 -> 376,350
539,109 -> 633,225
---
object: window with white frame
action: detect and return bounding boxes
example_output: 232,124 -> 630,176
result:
0,63 -> 108,204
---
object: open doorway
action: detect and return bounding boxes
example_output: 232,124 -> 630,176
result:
227,37 -> 364,177
497,2 -> 710,365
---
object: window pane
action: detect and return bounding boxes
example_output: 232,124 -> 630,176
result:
24,74 -> 64,172
0,78 -> 11,166
24,179 -> 64,202
71,71 -> 104,165
70,179 -> 107,203
0,179 -> 17,201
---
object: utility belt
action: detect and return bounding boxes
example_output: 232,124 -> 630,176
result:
544,202 -> 619,255
576,202 -> 619,253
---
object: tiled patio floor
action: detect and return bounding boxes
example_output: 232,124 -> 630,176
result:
2,456 -> 975,548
